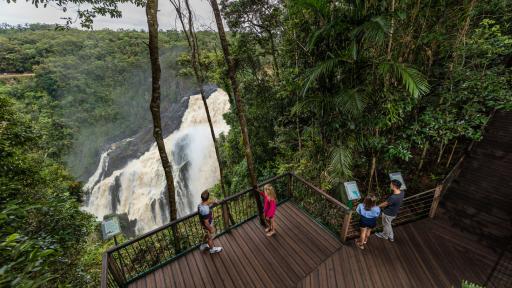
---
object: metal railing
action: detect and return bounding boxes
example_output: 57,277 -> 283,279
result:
345,186 -> 442,240
101,173 -> 290,287
288,173 -> 351,239
100,173 -> 444,287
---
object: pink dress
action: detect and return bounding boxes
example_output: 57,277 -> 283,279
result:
259,191 -> 277,219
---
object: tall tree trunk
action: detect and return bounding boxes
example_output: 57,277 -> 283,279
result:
146,0 -> 177,221
446,139 -> 458,168
209,0 -> 264,224
171,0 -> 228,199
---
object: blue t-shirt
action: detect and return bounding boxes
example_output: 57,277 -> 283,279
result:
356,203 -> 381,218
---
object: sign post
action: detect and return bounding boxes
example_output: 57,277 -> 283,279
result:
343,181 -> 362,202
101,216 -> 122,241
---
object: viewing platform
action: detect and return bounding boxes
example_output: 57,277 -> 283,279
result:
101,172 -> 511,287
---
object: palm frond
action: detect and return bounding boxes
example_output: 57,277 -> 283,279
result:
326,145 -> 353,185
335,88 -> 368,117
379,62 -> 430,98
351,16 -> 389,45
302,57 -> 342,96
291,0 -> 330,20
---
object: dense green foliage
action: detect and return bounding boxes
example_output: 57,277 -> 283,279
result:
215,0 -> 512,199
1,0 -> 511,286
0,24 -> 193,287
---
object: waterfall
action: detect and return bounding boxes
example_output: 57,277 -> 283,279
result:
83,89 -> 230,235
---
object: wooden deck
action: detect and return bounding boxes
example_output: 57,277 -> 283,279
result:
129,203 -> 501,288
128,202 -> 342,288
298,211 -> 500,287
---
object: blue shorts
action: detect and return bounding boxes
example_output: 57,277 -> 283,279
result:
359,216 -> 377,229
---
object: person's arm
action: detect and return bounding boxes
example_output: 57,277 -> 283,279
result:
258,190 -> 265,197
355,204 -> 361,215
379,201 -> 389,208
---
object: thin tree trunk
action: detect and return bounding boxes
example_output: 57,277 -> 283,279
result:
209,0 -> 264,224
146,0 -> 177,221
437,142 -> 445,165
172,0 -> 228,200
446,139 -> 458,168
386,0 -> 396,61
368,155 -> 376,193
418,142 -> 429,171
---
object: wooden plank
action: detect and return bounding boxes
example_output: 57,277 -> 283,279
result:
229,225 -> 275,287
153,268 -> 167,288
216,233 -> 259,287
277,206 -> 330,263
223,230 -> 267,287
213,236 -> 247,288
191,250 -> 214,288
285,203 -> 341,249
145,271 -> 157,288
207,242 -> 236,288
243,217 -> 296,287
182,252 -> 205,288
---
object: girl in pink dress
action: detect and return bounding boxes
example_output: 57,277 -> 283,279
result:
260,184 -> 277,236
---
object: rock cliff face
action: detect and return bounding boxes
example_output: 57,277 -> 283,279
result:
82,85 -> 231,237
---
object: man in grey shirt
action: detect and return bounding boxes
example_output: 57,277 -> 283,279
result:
375,179 -> 404,242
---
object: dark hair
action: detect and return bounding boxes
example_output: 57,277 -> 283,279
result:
391,179 -> 402,189
201,190 -> 210,201
363,194 -> 377,211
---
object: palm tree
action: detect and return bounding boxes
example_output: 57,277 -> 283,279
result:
146,0 -> 178,221
209,0 -> 265,224
292,0 -> 430,194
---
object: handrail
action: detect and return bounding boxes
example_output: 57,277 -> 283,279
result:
402,188 -> 436,200
101,173 -> 292,287
100,253 -> 108,287
289,172 -> 349,210
107,173 -> 290,254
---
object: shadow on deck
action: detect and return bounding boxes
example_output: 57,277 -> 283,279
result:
129,203 -> 500,288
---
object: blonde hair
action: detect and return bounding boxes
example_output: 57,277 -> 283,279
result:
264,184 -> 277,200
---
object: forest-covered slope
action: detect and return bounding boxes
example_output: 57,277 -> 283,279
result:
1,0 -> 511,287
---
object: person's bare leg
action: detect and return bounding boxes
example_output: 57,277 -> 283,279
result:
265,218 -> 270,232
364,228 -> 372,244
357,228 -> 366,246
270,218 -> 275,234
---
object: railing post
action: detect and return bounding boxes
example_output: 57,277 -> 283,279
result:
107,253 -> 126,287
222,203 -> 230,229
429,185 -> 443,218
340,210 -> 353,242
287,173 -> 293,199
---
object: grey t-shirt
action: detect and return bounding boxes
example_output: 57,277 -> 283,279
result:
383,191 -> 405,216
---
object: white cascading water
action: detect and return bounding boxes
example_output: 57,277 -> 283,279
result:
83,89 -> 230,234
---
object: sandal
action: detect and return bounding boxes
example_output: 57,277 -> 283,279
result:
355,240 -> 365,250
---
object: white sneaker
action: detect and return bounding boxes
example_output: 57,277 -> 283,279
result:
209,246 -> 223,254
375,232 -> 389,240
199,243 -> 209,251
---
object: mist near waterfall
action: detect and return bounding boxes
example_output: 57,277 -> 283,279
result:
83,89 -> 230,235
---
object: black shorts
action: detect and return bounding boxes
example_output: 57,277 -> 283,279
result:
359,216 -> 377,229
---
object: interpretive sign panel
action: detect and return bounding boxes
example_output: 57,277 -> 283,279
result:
344,181 -> 362,201
389,172 -> 407,190
101,216 -> 121,240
